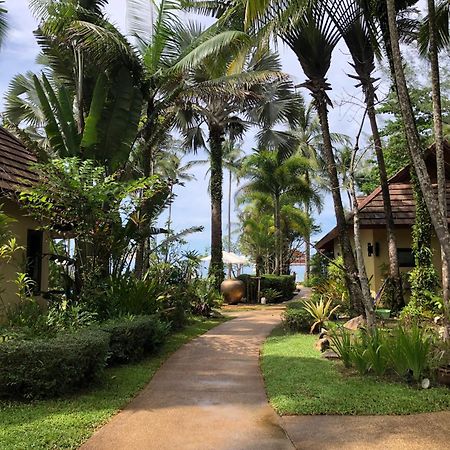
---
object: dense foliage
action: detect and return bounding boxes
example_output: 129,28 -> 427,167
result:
0,329 -> 109,399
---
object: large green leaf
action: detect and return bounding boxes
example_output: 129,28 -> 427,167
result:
81,73 -> 108,149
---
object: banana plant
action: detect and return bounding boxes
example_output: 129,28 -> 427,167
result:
33,69 -> 143,173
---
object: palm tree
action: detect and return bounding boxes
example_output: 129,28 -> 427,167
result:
240,149 -> 319,275
190,139 -> 244,277
386,0 -> 450,305
0,1 -> 6,48
176,37 -> 285,286
420,0 -> 449,314
327,0 -> 404,309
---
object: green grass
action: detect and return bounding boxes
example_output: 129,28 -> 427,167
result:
0,317 -> 224,450
261,326 -> 450,416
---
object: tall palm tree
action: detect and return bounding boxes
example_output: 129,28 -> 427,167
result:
420,0 -> 449,312
190,139 -> 244,277
0,1 -> 6,49
327,0 -> 404,309
176,38 -> 285,286
240,149 -> 319,275
386,0 -> 450,303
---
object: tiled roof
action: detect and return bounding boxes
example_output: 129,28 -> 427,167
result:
0,127 -> 38,192
316,141 -> 450,250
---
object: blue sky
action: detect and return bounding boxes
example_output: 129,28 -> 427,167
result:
0,0 -> 425,256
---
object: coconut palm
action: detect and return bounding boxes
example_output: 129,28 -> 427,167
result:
175,35 -> 286,286
240,149 -> 319,275
202,0 -> 366,312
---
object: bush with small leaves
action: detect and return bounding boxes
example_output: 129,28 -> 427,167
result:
0,329 -> 109,399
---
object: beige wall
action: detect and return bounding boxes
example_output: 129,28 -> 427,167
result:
334,226 -> 443,298
0,198 -> 49,315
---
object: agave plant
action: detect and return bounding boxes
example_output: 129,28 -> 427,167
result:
302,297 -> 340,333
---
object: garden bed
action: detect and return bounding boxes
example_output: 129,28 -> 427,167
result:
0,317 -> 224,450
261,327 -> 450,415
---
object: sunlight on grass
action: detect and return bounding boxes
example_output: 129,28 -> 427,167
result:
0,317 -> 224,450
261,327 -> 450,415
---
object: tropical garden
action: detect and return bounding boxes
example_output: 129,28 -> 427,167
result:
0,0 -> 449,448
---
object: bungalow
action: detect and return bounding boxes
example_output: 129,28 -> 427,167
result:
0,126 -> 49,313
316,142 -> 450,295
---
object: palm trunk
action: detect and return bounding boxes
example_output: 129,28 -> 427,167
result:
305,231 -> 311,282
386,0 -> 450,279
274,193 -> 282,275
366,81 -> 404,310
314,90 -> 365,315
135,102 -> 155,280
428,0 -> 449,337
208,123 -> 224,287
350,168 -> 376,329
227,168 -> 232,278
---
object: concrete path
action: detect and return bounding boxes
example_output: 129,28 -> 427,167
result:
83,297 -> 450,450
282,412 -> 450,450
82,308 -> 294,450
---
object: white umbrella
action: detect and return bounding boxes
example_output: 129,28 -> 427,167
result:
201,251 -> 249,265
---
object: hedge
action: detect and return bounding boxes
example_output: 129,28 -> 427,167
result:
100,315 -> 170,365
237,274 -> 296,303
0,329 -> 109,399
281,302 -> 312,332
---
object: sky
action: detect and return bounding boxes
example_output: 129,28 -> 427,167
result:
0,0 -> 426,261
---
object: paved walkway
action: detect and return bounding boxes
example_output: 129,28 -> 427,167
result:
82,307 -> 294,450
83,295 -> 450,450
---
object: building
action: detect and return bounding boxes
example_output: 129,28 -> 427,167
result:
316,142 -> 450,295
0,126 -> 49,313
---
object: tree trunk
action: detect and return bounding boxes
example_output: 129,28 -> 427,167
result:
227,168 -> 232,278
273,193 -> 282,275
314,91 -> 365,315
366,81 -> 404,310
208,123 -> 224,287
428,0 -> 450,338
350,169 -> 376,329
305,231 -> 311,282
135,102 -> 155,280
386,0 -> 450,280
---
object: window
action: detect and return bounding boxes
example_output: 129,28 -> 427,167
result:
26,230 -> 43,293
397,248 -> 415,268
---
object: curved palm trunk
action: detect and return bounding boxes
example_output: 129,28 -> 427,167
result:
208,123 -> 224,287
314,90 -> 365,315
366,82 -> 404,310
428,0 -> 449,337
386,0 -> 450,283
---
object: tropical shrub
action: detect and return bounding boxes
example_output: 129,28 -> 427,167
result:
328,325 -> 353,368
190,277 -> 223,317
388,324 -> 435,381
303,297 -> 340,333
0,329 -> 109,399
329,324 -> 438,382
262,288 -> 282,304
99,315 -> 169,365
281,303 -> 312,332
310,257 -> 350,315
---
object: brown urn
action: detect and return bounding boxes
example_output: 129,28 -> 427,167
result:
220,279 -> 245,305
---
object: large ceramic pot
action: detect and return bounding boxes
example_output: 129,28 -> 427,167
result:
221,279 -> 245,305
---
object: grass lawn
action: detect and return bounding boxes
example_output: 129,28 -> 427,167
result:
0,317 -> 224,450
261,327 -> 450,416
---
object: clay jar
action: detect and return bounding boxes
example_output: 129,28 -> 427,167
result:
220,279 -> 245,304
